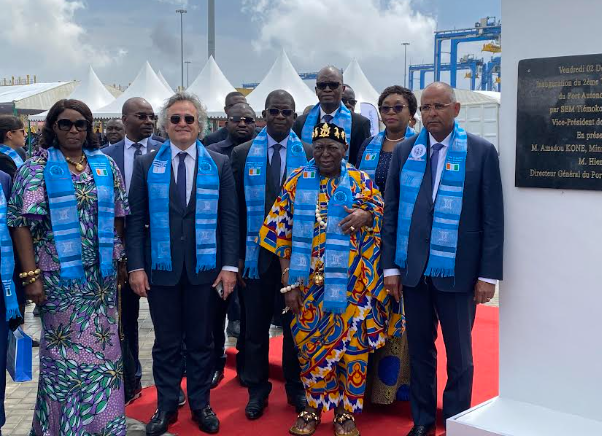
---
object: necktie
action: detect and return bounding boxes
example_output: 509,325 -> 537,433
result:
323,114 -> 333,123
176,152 -> 187,208
133,143 -> 143,160
431,143 -> 444,195
269,143 -> 282,190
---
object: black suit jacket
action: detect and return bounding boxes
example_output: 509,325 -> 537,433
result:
230,137 -> 313,275
381,132 -> 504,292
292,111 -> 371,167
126,147 -> 239,286
0,147 -> 26,179
203,127 -> 229,147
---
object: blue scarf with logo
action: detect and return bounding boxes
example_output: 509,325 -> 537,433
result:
301,103 -> 352,156
395,123 -> 467,277
0,186 -> 20,321
45,147 -> 115,281
148,140 -> 219,272
243,128 -> 307,279
359,126 -> 417,179
0,145 -> 24,168
290,160 -> 352,314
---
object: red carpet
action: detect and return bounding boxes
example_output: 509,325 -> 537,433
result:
127,306 -> 498,435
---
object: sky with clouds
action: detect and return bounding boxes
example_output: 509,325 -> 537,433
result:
0,0 -> 500,94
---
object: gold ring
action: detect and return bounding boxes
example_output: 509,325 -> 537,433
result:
350,226 -> 356,232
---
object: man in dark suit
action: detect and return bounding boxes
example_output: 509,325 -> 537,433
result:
230,90 -> 311,420
203,91 -> 248,146
292,66 -> 371,166
382,82 -> 503,436
207,103 -> 257,158
104,119 -> 125,146
127,92 -> 239,435
102,97 -> 164,405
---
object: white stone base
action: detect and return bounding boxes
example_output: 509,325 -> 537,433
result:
447,397 -> 602,436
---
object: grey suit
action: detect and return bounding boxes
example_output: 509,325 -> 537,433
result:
126,146 -> 239,411
382,132 -> 503,425
230,137 -> 312,400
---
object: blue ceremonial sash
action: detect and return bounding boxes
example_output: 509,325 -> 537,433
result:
394,123 -> 467,277
301,103 -> 352,156
0,145 -> 24,168
148,140 -> 219,272
358,131 -> 385,179
243,128 -> 307,279
0,187 -> 20,321
290,160 -> 351,314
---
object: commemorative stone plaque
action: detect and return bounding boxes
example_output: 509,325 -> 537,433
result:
516,53 -> 602,190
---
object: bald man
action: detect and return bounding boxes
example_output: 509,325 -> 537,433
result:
293,66 -> 371,166
105,119 -> 125,146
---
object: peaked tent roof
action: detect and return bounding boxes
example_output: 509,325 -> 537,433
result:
246,49 -> 317,115
94,61 -> 174,118
343,59 -> 380,110
157,70 -> 173,93
186,56 -> 236,116
29,66 -> 115,120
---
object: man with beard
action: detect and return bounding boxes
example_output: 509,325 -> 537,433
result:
203,92 -> 248,146
208,103 -> 257,157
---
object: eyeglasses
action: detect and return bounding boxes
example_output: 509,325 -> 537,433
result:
229,116 -> 255,125
316,81 -> 341,90
132,113 -> 157,121
170,114 -> 196,125
379,104 -> 407,114
342,98 -> 357,106
419,103 -> 453,113
267,108 -> 294,117
56,119 -> 89,132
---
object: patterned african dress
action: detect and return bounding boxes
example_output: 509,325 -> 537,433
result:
7,148 -> 129,436
259,163 -> 403,413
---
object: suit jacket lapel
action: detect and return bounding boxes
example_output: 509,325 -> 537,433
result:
115,142 -> 125,177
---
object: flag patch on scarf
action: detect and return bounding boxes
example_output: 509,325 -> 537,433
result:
95,168 -> 108,177
248,167 -> 261,176
303,170 -> 315,178
446,162 -> 460,171
365,153 -> 377,161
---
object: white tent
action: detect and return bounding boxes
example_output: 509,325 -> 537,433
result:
343,59 -> 380,110
246,49 -> 317,115
94,61 -> 174,119
186,56 -> 236,117
30,66 -> 115,121
158,70 -> 173,93
0,81 -> 78,114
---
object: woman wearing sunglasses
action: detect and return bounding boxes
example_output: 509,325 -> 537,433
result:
355,86 -> 417,407
7,99 -> 129,435
0,115 -> 27,178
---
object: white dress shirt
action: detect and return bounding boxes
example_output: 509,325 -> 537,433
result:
383,132 -> 496,285
319,106 -> 339,122
169,142 -> 238,273
124,136 -> 148,191
267,133 -> 288,181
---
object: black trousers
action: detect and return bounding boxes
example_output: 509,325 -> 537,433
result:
148,270 -> 216,412
239,260 -> 303,398
121,282 -> 141,379
403,277 -> 477,426
211,287 -> 241,372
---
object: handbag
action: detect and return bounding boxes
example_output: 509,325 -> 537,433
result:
6,326 -> 33,382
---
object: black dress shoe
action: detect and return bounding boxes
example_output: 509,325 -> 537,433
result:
145,409 -> 178,436
245,395 -> 268,420
287,393 -> 307,414
178,387 -> 186,407
237,374 -> 248,388
210,370 -> 224,389
192,406 -> 220,434
406,424 -> 436,436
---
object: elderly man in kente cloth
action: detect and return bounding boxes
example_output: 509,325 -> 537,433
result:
260,123 -> 402,436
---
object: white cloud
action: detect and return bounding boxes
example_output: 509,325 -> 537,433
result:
0,0 -> 126,80
242,0 -> 436,68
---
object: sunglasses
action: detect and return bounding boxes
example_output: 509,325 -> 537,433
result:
342,98 -> 357,106
316,81 -> 341,90
56,119 -> 89,132
170,114 -> 196,125
379,104 -> 408,114
419,103 -> 453,113
229,116 -> 255,125
132,113 -> 157,121
267,108 -> 294,117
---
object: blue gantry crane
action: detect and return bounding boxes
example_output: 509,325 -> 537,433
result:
409,56 -> 484,91
480,56 -> 501,91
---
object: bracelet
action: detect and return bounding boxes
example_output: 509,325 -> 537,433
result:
281,267 -> 290,278
280,281 -> 301,294
19,269 -> 41,279
22,276 -> 38,286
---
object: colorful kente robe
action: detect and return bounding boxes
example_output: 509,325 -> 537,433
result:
260,163 -> 403,413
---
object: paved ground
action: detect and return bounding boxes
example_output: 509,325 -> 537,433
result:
3,287 -> 498,435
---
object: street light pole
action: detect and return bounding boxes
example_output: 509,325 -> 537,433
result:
176,9 -> 187,91
185,61 -> 191,88
401,42 -> 410,88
